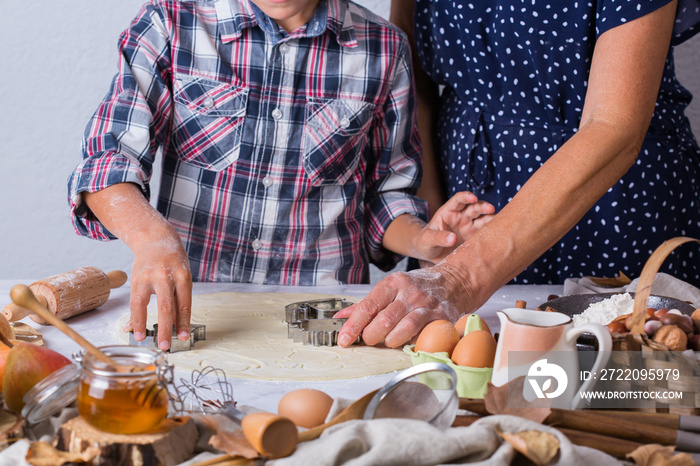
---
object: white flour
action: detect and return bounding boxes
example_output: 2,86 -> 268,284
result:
572,293 -> 635,326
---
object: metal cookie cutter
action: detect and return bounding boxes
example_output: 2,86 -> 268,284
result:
284,298 -> 360,347
129,323 -> 206,353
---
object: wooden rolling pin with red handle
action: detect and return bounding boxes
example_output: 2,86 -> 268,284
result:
2,266 -> 127,324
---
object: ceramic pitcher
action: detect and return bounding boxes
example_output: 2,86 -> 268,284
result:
491,308 -> 612,410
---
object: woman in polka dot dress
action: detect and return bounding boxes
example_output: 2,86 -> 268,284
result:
336,0 -> 700,349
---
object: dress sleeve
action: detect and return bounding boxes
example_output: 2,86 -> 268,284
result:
672,0 -> 700,44
596,0 -> 700,44
67,1 -> 173,241
363,36 -> 429,271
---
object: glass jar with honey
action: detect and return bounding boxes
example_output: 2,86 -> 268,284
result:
77,345 -> 171,434
22,345 -> 173,435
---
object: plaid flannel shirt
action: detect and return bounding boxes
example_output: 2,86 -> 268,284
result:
68,0 -> 426,285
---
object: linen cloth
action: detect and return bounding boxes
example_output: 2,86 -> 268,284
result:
67,0 -> 426,285
267,415 -> 625,466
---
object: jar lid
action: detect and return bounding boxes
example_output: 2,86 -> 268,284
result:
21,363 -> 80,424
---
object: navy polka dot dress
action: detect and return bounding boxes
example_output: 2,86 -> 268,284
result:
414,0 -> 700,285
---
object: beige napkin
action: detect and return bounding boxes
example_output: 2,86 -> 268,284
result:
564,272 -> 700,308
267,415 -> 626,466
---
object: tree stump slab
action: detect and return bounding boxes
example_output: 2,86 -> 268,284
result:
55,416 -> 198,465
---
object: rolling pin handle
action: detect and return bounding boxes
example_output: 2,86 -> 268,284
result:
2,295 -> 48,322
107,270 -> 128,289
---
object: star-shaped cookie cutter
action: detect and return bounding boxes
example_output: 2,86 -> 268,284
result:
284,298 -> 360,346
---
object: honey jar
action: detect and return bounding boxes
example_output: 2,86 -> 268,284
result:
22,345 -> 173,435
77,345 -> 171,434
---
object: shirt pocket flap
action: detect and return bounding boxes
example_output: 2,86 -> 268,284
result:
175,76 -> 249,117
306,98 -> 374,136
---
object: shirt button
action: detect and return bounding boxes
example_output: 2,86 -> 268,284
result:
340,117 -> 351,129
272,108 -> 283,120
262,176 -> 273,187
279,43 -> 289,54
252,239 -> 262,251
203,97 -> 215,109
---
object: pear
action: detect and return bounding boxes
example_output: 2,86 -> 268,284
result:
3,341 -> 71,413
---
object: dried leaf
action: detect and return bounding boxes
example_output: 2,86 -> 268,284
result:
497,428 -> 560,465
209,429 -> 259,459
26,441 -> 98,466
627,444 -> 696,466
484,376 -> 551,424
587,271 -> 632,288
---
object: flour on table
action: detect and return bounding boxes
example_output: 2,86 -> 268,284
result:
572,293 -> 634,327
117,292 -> 411,381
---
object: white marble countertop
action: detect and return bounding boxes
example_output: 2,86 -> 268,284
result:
0,280 -> 562,413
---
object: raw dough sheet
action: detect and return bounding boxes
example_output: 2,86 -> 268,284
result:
118,292 -> 411,381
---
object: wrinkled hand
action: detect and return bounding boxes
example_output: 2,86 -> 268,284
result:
123,226 -> 192,350
415,191 -> 495,264
335,267 -> 468,348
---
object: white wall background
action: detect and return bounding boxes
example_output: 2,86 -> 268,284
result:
0,1 -> 697,283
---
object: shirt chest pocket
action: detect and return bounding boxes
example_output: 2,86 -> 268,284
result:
303,98 -> 375,186
173,76 -> 249,171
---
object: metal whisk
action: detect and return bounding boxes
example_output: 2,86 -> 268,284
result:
173,366 -> 298,459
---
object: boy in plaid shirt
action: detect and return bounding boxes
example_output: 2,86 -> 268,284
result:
68,0 -> 494,349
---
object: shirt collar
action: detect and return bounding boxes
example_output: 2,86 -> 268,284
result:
214,0 -> 357,47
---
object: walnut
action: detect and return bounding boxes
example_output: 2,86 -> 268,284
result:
692,308 -> 700,322
652,325 -> 688,351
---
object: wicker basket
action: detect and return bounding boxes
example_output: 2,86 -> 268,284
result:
608,237 -> 700,415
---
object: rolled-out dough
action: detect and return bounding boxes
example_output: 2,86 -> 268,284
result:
118,292 -> 411,381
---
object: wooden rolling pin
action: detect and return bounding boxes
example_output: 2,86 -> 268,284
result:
2,267 -> 127,324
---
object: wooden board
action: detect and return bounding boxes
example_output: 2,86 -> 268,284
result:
55,416 -> 198,466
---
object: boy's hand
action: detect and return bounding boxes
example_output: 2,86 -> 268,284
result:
414,191 -> 495,264
126,225 -> 192,351
84,183 -> 193,351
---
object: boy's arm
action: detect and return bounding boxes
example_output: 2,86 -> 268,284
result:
68,4 -> 185,349
83,183 -> 192,350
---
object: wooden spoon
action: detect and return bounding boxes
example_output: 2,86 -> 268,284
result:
10,284 -> 118,367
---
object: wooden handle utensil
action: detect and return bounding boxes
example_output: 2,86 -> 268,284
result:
10,284 -> 117,367
3,267 -> 127,323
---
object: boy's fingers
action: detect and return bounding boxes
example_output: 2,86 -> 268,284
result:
422,229 -> 457,249
175,277 -> 192,341
155,284 -> 175,350
129,284 -> 151,342
446,191 -> 478,211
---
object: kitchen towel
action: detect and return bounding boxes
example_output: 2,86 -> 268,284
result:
268,415 -> 626,466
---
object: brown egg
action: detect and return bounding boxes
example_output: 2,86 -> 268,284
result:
278,389 -> 334,428
451,330 -> 497,368
414,320 -> 460,356
455,313 -> 491,337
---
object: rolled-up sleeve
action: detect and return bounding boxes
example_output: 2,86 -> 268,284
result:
363,37 -> 428,270
67,2 -> 173,240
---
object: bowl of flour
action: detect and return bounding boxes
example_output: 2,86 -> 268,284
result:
537,292 -> 695,350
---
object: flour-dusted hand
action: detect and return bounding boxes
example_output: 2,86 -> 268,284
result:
414,191 -> 495,264
127,224 -> 192,350
83,183 -> 193,350
335,267 -> 467,348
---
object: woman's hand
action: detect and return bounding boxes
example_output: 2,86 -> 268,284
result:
335,266 -> 470,348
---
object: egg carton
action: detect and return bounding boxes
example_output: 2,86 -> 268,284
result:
284,298 -> 360,347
